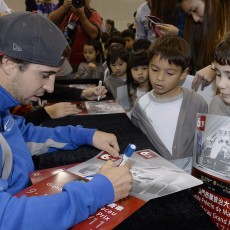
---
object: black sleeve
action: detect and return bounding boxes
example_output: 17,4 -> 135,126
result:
41,84 -> 83,101
24,107 -> 51,125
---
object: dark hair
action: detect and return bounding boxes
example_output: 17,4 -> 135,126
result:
180,0 -> 230,71
106,19 -> 114,27
83,39 -> 105,63
127,51 -> 150,96
151,0 -> 181,24
148,35 -> 191,71
0,55 -> 30,72
106,44 -> 129,73
128,50 -> 149,69
214,32 -> 230,66
101,32 -> 109,44
107,35 -> 125,47
133,39 -> 151,52
121,29 -> 135,40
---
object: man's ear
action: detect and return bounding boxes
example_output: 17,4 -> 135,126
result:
1,56 -> 17,75
180,67 -> 189,81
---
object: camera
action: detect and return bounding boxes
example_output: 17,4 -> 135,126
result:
72,0 -> 85,8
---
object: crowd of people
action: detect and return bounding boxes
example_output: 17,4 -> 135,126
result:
0,0 -> 230,229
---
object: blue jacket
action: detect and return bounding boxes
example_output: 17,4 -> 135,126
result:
0,86 -> 114,229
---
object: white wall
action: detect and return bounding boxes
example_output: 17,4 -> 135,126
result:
4,0 -> 144,31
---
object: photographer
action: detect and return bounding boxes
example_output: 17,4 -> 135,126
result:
49,0 -> 102,73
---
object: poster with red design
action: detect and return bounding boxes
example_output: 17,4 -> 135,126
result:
67,149 -> 202,229
192,113 -> 230,229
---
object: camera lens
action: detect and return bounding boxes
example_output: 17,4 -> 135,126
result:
72,0 -> 85,8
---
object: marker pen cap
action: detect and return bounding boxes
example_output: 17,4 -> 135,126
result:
124,144 -> 136,157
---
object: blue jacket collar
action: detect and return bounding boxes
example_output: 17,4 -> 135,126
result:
0,86 -> 19,112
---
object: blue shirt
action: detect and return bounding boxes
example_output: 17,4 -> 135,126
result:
0,86 -> 114,229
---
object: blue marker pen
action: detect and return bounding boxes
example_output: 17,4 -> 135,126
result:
119,144 -> 136,166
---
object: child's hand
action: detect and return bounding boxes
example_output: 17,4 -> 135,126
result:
44,102 -> 81,119
192,65 -> 216,91
88,62 -> 96,68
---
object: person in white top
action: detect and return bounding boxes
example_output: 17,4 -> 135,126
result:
131,35 -> 208,173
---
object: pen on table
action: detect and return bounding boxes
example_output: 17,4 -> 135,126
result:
97,80 -> 102,101
119,144 -> 136,166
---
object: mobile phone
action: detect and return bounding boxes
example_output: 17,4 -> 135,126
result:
146,15 -> 165,25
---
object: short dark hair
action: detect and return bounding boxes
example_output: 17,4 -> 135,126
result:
84,39 -> 104,63
133,39 -> 151,52
148,35 -> 191,71
0,55 -> 30,72
107,35 -> 125,47
214,31 -> 230,66
121,29 -> 135,40
106,19 -> 114,27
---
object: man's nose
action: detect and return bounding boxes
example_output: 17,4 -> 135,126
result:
43,76 -> 55,93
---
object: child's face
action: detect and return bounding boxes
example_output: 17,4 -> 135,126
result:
110,58 -> 127,77
213,62 -> 230,104
83,44 -> 97,63
131,65 -> 149,84
124,37 -> 134,50
149,55 -> 187,99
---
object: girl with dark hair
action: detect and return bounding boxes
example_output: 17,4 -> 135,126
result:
127,51 -> 151,108
105,44 -> 130,109
75,39 -> 105,79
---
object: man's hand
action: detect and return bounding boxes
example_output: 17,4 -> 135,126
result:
81,86 -> 107,101
98,160 -> 132,202
92,131 -> 120,158
71,3 -> 85,16
62,0 -> 72,11
192,65 -> 216,91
